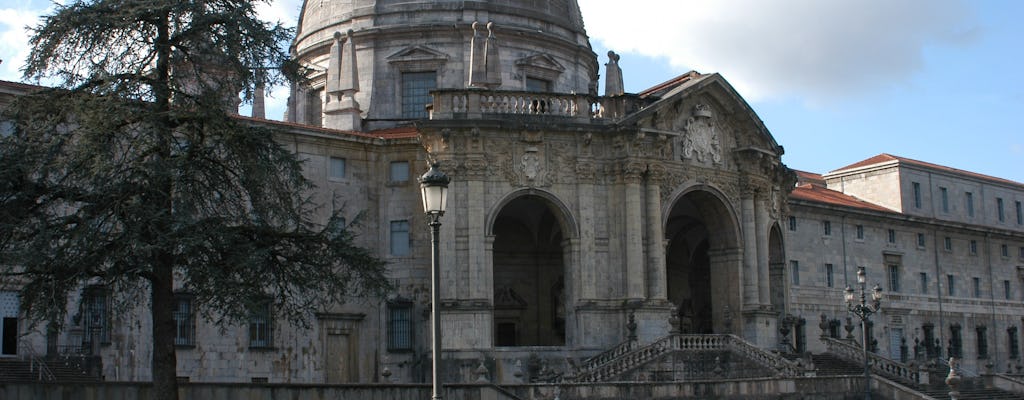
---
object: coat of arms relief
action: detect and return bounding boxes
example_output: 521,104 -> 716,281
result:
677,103 -> 723,164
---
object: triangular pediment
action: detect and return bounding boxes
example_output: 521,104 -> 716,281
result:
386,46 -> 449,64
515,53 -> 565,72
624,73 -> 783,159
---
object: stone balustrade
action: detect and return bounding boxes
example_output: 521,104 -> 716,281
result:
430,89 -> 597,122
823,336 -> 922,384
572,334 -> 800,383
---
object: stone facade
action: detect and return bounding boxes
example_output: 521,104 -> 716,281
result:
3,0 -> 1023,389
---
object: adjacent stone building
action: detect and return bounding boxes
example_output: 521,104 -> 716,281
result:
2,0 -> 1022,388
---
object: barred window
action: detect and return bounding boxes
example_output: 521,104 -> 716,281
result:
977,326 -> 988,359
1009,327 -> 1020,359
173,294 -> 196,347
248,301 -> 273,349
822,220 -> 831,236
790,260 -> 800,286
856,225 -> 864,240
82,287 -> 110,345
887,264 -> 900,293
387,301 -> 414,352
788,216 -> 796,231
401,71 -> 436,118
825,264 -> 834,288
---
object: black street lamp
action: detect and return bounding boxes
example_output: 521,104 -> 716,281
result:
845,266 -> 884,400
419,163 -> 449,400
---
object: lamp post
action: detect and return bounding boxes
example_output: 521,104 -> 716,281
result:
419,163 -> 449,400
845,266 -> 883,400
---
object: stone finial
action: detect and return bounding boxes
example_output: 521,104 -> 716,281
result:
946,357 -> 962,400
483,22 -> 502,88
513,359 -> 525,383
604,50 -> 624,96
469,21 -> 501,88
326,31 -> 342,93
252,77 -> 265,119
324,30 -> 362,130
668,306 -> 680,334
626,311 -> 637,341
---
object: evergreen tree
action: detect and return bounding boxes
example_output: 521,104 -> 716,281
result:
0,1 -> 389,398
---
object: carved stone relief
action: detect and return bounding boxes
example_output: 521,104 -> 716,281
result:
678,104 -> 722,164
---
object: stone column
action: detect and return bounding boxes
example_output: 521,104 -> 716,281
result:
577,160 -> 597,300
741,190 -> 758,308
646,165 -> 667,300
623,161 -> 646,300
464,158 -> 488,300
755,192 -> 771,307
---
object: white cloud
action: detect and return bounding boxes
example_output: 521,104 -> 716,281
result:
579,0 -> 979,103
0,7 -> 47,82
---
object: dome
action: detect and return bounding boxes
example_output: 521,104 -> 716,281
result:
288,0 -> 599,130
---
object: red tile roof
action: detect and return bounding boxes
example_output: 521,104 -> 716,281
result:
637,71 -> 703,98
831,153 -> 1023,188
232,115 -> 420,140
790,183 -> 895,213
794,170 -> 825,186
0,80 -> 44,93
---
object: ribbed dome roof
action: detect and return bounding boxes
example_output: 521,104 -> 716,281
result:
293,0 -> 587,56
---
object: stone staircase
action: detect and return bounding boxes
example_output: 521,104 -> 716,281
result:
917,378 -> 1024,400
568,334 -> 801,383
0,357 -> 100,383
820,338 -> 1024,400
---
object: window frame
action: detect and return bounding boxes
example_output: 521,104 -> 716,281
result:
389,220 -> 412,256
248,300 -> 274,349
400,71 -> 438,119
173,293 -> 196,347
329,156 -> 346,180
386,300 -> 415,352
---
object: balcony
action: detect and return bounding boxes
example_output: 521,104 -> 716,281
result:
428,89 -> 647,123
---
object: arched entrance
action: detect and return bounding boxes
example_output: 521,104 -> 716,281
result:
491,195 -> 567,347
665,188 -> 739,334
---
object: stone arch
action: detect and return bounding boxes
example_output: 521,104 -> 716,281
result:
488,189 -> 576,347
663,184 -> 741,334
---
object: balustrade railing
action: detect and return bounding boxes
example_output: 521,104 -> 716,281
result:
572,334 -> 800,382
823,336 -> 922,384
430,89 -> 618,122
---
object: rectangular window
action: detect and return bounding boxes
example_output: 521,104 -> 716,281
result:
788,216 -> 797,231
389,161 -> 410,183
386,302 -> 414,351
1020,246 -> 1024,259
920,272 -> 928,294
525,77 -> 551,92
966,192 -> 974,217
888,264 -> 900,293
917,233 -> 926,248
950,325 -> 963,358
82,287 -> 110,345
306,88 -> 323,127
923,324 -> 937,358
940,187 -> 949,212
823,220 -> 831,236
790,260 -> 800,286
390,220 -> 411,256
1005,280 -> 1012,300
944,237 -> 953,251
973,277 -> 982,298
1010,327 -> 1020,359
1003,244 -> 1010,258
856,225 -> 864,240
329,157 -> 346,179
173,294 -> 196,347
1017,201 -> 1022,225
948,274 -> 956,296
998,198 -> 1006,222
248,301 -> 273,349
970,240 -> 978,255
825,264 -> 834,288
977,326 -> 989,359
401,71 -> 437,118
912,182 -> 922,208
887,229 -> 896,244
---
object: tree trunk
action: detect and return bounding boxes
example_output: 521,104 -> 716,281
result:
152,260 -> 178,400
151,8 -> 178,400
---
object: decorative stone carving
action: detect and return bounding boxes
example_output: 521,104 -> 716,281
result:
522,147 -> 542,181
622,161 -> 645,183
679,104 -> 722,164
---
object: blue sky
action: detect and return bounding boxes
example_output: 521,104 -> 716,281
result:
2,0 -> 1021,182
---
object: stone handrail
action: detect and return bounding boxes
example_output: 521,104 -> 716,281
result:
573,334 -> 800,382
722,334 -> 803,377
430,89 -> 597,122
938,356 -> 978,378
19,342 -> 54,381
574,338 -> 638,375
823,337 -> 921,384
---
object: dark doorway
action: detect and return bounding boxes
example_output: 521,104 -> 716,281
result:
492,195 -> 566,346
